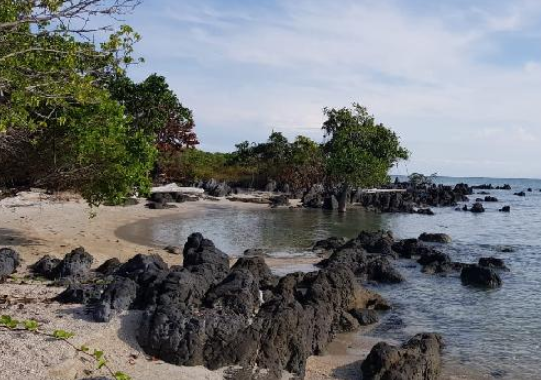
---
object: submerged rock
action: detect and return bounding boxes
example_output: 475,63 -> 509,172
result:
479,257 -> 509,272
361,333 -> 444,380
418,233 -> 452,244
470,202 -> 485,213
461,265 -> 502,288
499,206 -> 511,212
312,237 -> 347,252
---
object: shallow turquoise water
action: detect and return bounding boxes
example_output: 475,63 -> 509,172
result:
120,176 -> 541,379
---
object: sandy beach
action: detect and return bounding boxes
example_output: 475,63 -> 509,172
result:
0,191 -> 486,380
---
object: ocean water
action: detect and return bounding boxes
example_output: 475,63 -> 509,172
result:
118,176 -> 541,379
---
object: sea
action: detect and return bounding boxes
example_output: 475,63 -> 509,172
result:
117,176 -> 541,379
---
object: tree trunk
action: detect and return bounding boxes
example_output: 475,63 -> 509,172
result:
338,184 -> 349,213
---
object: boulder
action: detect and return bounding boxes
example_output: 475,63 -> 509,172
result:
479,257 -> 509,271
514,191 -> 526,197
470,202 -> 485,213
499,206 -> 511,212
484,196 -> 498,202
0,248 -> 21,277
55,283 -> 105,305
93,277 -> 138,322
361,333 -> 444,380
312,237 -> 347,252
53,247 -> 93,281
230,256 -> 278,289
29,255 -> 61,278
460,265 -> 502,288
391,239 -> 430,259
418,250 -> 450,266
418,233 -> 452,244
95,258 -> 122,276
350,308 -> 379,326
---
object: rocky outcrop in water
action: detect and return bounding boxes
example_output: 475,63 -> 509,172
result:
361,333 -> 444,380
460,265 -> 502,288
418,233 -> 452,244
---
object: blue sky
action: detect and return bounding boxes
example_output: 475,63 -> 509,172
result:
121,0 -> 541,178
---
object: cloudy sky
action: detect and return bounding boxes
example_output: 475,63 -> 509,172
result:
125,0 -> 541,178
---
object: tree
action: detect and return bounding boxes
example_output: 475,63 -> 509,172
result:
0,0 -> 157,205
322,103 -> 409,211
106,74 -> 198,151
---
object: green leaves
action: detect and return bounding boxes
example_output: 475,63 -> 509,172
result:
114,372 -> 132,380
23,319 -> 39,331
322,103 -> 409,190
0,315 -> 19,329
52,329 -> 74,340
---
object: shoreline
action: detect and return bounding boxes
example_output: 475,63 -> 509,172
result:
0,192 -> 489,379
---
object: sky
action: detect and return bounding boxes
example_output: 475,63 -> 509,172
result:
121,0 -> 541,178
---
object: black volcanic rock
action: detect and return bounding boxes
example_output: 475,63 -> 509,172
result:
461,265 -> 502,288
0,248 -> 20,277
361,333 -> 444,380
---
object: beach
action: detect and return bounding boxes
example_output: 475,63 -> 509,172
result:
0,190 -> 507,380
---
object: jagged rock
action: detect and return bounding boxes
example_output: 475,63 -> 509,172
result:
361,333 -> 444,380
115,254 -> 168,284
93,277 -> 138,322
0,248 -> 20,277
470,202 -> 485,213
29,255 -> 61,278
204,269 -> 261,315
461,265 -> 502,288
479,257 -> 509,272
350,308 -> 379,325
138,248 -> 389,379
418,250 -> 450,266
312,237 -> 347,252
55,283 -> 105,304
95,258 -> 121,276
391,239 -> 430,259
418,233 -> 452,244
230,256 -> 278,289
53,247 -> 93,281
355,230 -> 396,257
318,247 -> 404,284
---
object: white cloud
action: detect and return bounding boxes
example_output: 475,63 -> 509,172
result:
128,0 -> 541,177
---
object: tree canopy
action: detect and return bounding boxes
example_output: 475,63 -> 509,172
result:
0,1 -> 195,205
323,103 -> 409,189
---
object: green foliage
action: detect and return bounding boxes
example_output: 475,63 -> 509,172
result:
322,103 -> 409,188
0,315 -> 19,329
52,329 -> 75,340
107,74 -> 198,151
23,319 -> 39,331
114,372 -> 132,380
0,0 -> 158,205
